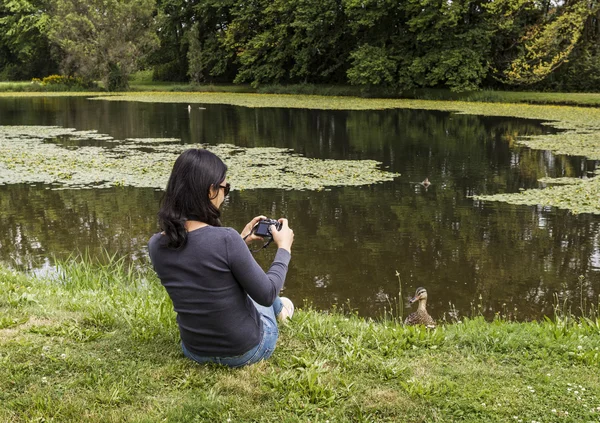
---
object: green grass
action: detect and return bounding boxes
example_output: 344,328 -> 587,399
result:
6,74 -> 600,107
127,82 -> 600,107
0,81 -> 94,93
127,71 -> 600,107
0,81 -> 48,92
1,256 -> 600,422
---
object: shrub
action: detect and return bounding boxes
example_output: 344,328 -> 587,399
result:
41,74 -> 81,86
106,64 -> 129,91
0,64 -> 22,81
33,75 -> 98,91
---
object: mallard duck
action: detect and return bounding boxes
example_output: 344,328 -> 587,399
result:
404,287 -> 436,328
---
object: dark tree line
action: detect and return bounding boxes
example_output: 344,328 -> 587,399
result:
1,0 -> 599,91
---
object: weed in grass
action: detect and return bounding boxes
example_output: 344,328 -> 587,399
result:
382,270 -> 405,324
0,315 -> 28,330
28,320 -> 105,342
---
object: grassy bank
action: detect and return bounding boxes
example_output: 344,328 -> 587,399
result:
4,78 -> 600,107
1,257 -> 599,422
126,71 -> 600,107
0,82 -> 96,93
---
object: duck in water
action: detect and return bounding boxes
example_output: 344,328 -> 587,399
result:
404,287 -> 436,328
421,178 -> 431,188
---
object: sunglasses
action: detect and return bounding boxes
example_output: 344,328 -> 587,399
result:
219,183 -> 231,197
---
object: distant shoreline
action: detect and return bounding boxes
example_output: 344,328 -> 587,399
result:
2,82 -> 600,107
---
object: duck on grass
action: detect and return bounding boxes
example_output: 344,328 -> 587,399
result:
404,287 -> 436,329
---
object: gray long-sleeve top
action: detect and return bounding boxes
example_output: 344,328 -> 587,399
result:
148,226 -> 291,356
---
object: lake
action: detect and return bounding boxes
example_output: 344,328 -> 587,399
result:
1,96 -> 599,320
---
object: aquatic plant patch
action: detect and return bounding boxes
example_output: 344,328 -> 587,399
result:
85,92 -> 600,129
473,176 -> 600,215
0,126 -> 398,190
87,92 -> 600,214
3,92 -> 600,212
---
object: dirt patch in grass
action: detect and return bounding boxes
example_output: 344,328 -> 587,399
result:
0,317 -> 53,341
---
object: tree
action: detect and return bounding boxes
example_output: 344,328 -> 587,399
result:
346,44 -> 396,87
222,0 -> 352,87
48,0 -> 158,90
496,0 -> 600,85
399,0 -> 494,91
186,0 -> 235,83
151,0 -> 198,82
343,0 -> 494,92
223,0 -> 294,86
0,0 -> 58,80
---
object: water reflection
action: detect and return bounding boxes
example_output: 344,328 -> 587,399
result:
1,97 -> 599,319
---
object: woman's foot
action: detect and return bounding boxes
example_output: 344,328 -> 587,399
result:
277,297 -> 294,322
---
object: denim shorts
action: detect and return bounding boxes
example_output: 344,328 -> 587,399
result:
181,297 -> 283,368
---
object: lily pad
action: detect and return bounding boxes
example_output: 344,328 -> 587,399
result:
85,93 -> 600,215
473,177 -> 600,215
4,92 -> 600,213
0,125 -> 399,190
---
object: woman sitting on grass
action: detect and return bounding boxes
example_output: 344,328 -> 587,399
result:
148,149 -> 295,368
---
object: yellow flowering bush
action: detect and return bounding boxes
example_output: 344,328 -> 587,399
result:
41,75 -> 84,87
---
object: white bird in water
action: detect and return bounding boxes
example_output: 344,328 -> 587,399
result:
187,105 -> 191,112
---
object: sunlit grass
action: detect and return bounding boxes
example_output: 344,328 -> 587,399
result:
0,81 -> 94,92
124,73 -> 600,105
5,78 -> 600,106
1,257 -> 600,422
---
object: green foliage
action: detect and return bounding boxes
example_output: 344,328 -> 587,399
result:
187,0 -> 236,83
535,39 -> 600,92
47,0 -> 159,91
225,0 -> 294,87
3,0 -> 600,90
401,0 -> 493,91
347,44 -> 396,87
106,63 -> 128,92
0,0 -> 59,80
501,0 -> 596,85
149,0 -> 198,82
186,19 -> 234,84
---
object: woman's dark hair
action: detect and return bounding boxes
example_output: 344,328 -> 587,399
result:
158,149 -> 227,249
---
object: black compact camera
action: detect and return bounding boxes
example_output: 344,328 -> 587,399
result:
252,218 -> 282,238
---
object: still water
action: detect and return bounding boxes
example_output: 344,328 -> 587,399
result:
1,97 -> 599,320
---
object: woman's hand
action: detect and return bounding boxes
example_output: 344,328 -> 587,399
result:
241,215 -> 267,245
271,218 -> 294,253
